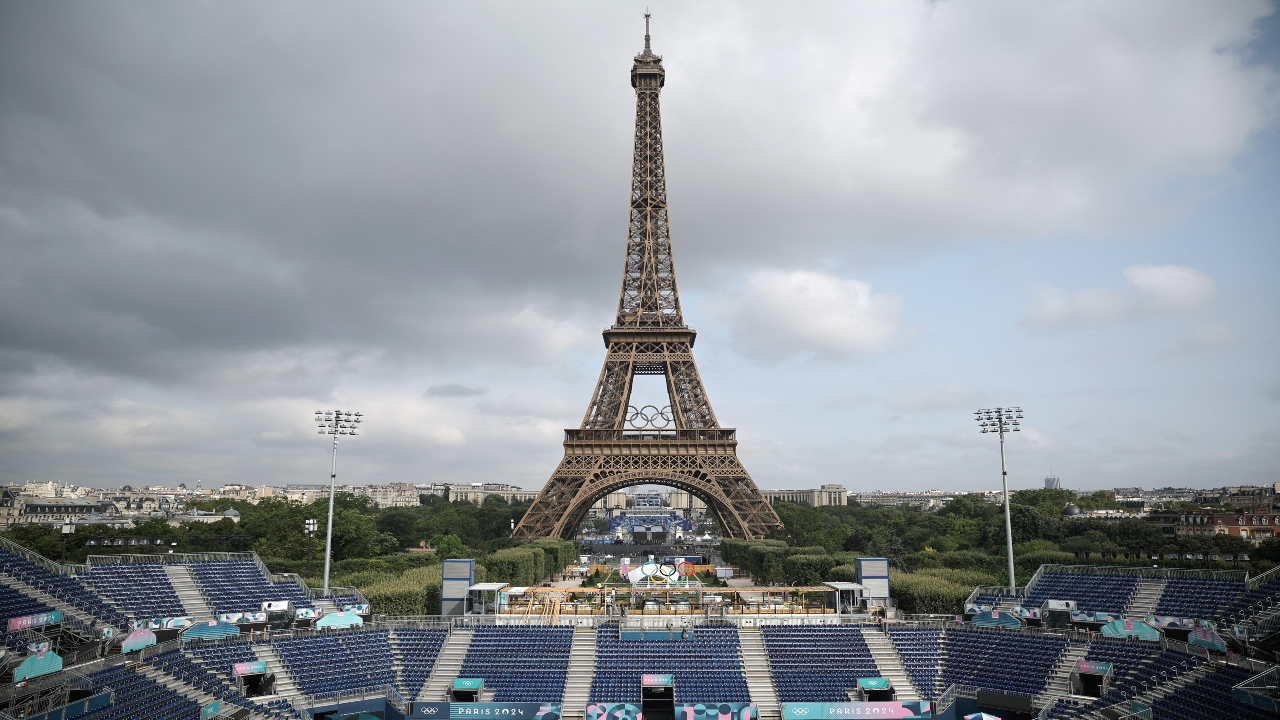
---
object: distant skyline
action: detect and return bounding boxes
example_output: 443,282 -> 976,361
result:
1,2 -> 1278,493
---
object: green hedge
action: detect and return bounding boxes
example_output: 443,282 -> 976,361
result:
889,572 -> 972,615
784,554 -> 837,586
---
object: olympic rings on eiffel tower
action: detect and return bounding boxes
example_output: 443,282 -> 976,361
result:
626,404 -> 673,429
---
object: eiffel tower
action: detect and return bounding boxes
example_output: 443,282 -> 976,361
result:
512,17 -> 784,541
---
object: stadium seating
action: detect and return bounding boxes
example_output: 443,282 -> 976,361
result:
1150,664 -> 1275,720
591,624 -> 750,704
1152,578 -> 1246,619
0,549 -> 129,627
273,629 -> 395,697
458,626 -> 572,701
0,583 -> 55,649
181,639 -> 301,718
390,627 -> 449,699
1024,572 -> 1140,614
78,663 -> 202,720
187,560 -> 313,613
85,562 -> 186,619
1216,576 -> 1280,625
973,593 -> 1019,607
941,628 -> 1066,696
1045,640 -> 1205,718
761,624 -> 881,701
886,626 -> 942,700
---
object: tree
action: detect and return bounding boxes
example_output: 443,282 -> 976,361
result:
428,534 -> 469,560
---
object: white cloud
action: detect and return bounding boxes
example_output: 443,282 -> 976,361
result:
1123,264 -> 1216,310
1027,264 -> 1216,326
726,270 -> 901,360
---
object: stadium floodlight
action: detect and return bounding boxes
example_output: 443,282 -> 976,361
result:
305,518 -> 318,579
975,406 -> 1022,595
315,409 -> 363,594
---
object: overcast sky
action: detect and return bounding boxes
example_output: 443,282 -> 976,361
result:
2,1 -> 1278,494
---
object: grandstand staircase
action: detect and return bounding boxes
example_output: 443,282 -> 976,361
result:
419,628 -> 475,701
0,570 -> 104,628
141,663 -> 274,720
254,643 -> 305,705
1124,579 -> 1165,619
1038,642 -> 1090,703
164,564 -> 215,621
738,627 -> 781,717
860,628 -> 921,703
1087,661 -> 1217,720
313,596 -> 342,615
561,625 -> 598,718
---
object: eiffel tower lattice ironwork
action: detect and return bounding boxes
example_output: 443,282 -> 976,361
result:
513,17 -> 784,541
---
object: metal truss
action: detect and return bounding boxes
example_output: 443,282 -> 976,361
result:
513,19 -> 783,542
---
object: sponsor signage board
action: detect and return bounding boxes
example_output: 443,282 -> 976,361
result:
782,702 -> 931,719
410,703 -> 561,720
233,661 -> 266,676
1077,660 -> 1112,675
6,610 -> 62,632
641,674 -> 674,687
453,678 -> 485,689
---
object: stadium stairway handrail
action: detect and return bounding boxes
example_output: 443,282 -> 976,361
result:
1247,562 -> 1280,589
297,683 -> 406,713
0,536 -> 73,576
85,552 -> 260,566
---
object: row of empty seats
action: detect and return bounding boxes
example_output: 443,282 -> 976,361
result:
1025,572 -> 1141,615
1216,575 -> 1280,626
1046,640 -> 1205,718
459,626 -> 573,701
591,624 -> 750,704
0,582 -> 55,648
761,625 -> 881,701
187,560 -> 313,614
390,627 -> 449,698
886,626 -> 942,700
1151,664 -> 1275,720
273,629 -> 395,697
1153,577 -> 1247,619
942,628 -> 1067,696
85,562 -> 186,619
0,549 -> 129,627
79,663 -> 201,720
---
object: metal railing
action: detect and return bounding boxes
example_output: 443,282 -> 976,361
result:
564,428 -> 737,443
1247,562 -> 1280,588
1033,564 -> 1248,581
86,552 -> 260,565
0,536 -> 72,575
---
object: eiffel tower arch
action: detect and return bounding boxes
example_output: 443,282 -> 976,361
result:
512,17 -> 784,541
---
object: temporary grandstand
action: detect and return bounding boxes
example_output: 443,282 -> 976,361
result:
2,541 -> 1278,720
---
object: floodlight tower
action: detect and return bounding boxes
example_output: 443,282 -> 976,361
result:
976,406 -> 1023,595
315,409 -> 363,594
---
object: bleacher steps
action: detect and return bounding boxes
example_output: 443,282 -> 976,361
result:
0,570 -> 104,628
140,664 -> 274,720
1090,661 -> 1215,720
1039,642 -> 1090,701
560,625 -> 598,718
737,627 -> 781,717
419,628 -> 475,701
255,643 -> 304,701
313,596 -> 342,615
860,628 -> 921,702
1124,579 -> 1165,619
164,564 -> 216,621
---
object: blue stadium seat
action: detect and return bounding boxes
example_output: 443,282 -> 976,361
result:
759,624 -> 881,702
458,625 -> 572,701
590,624 -> 750,704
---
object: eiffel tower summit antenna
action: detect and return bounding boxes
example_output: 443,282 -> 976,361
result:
513,16 -> 784,541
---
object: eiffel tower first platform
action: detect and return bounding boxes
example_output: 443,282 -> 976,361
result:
512,18 -> 784,541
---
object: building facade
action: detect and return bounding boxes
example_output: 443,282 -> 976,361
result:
763,484 -> 848,507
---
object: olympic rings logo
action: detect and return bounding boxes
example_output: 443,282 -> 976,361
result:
637,560 -> 696,581
791,709 -> 809,716
626,405 -> 673,429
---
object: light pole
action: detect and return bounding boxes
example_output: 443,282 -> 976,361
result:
976,406 -> 1022,595
305,518 -> 318,579
61,523 -> 75,563
315,409 -> 362,595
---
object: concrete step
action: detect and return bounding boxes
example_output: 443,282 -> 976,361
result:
861,628 -> 921,702
255,643 -> 305,701
738,627 -> 781,717
561,626 -> 599,716
1124,579 -> 1166,619
420,629 -> 474,701
163,564 -> 215,621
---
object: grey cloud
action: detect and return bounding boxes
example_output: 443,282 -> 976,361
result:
425,383 -> 487,398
